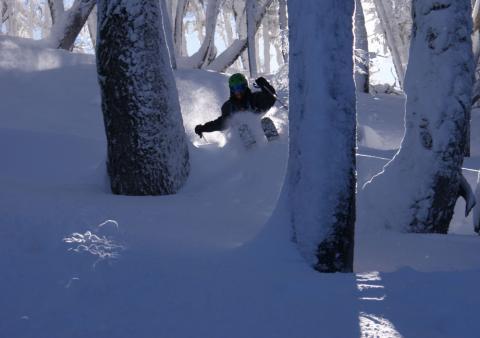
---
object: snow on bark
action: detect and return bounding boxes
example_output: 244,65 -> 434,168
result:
246,0 -> 258,78
207,0 -> 273,73
87,5 -> 97,47
354,0 -> 369,93
160,0 -> 177,69
47,0 -> 96,51
173,0 -> 188,57
96,0 -> 190,196
1,1 -> 8,24
363,0 -> 474,234
287,1 -> 356,272
263,19 -> 271,74
278,0 -> 288,64
373,0 -> 412,89
47,0 -> 64,25
183,0 -> 221,69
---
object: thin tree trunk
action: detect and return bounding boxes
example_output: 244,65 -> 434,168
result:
363,0 -> 474,234
97,0 -> 190,196
278,0 -> 288,63
354,0 -> 369,93
287,0 -> 356,272
87,5 -> 97,47
207,0 -> 273,73
47,0 -> 96,51
247,0 -> 258,77
187,0 -> 221,68
263,21 -> 271,74
373,0 -> 407,89
174,0 -> 188,56
160,0 -> 177,69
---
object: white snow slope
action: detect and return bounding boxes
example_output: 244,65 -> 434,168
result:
1,36 -> 480,338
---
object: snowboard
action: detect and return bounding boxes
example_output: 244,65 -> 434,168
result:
261,117 -> 279,141
237,123 -> 257,149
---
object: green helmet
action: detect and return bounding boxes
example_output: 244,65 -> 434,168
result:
228,73 -> 248,88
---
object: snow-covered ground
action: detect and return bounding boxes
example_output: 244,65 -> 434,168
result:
1,36 -> 480,338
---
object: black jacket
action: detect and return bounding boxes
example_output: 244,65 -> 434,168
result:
201,85 -> 276,133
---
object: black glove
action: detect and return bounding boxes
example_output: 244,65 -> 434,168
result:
195,124 -> 204,138
255,77 -> 275,95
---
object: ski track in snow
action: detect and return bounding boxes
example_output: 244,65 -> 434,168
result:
0,36 -> 479,338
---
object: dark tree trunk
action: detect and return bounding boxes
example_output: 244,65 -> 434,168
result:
97,0 -> 190,196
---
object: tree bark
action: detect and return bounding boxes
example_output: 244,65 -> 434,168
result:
263,20 -> 271,74
47,0 -> 96,51
1,0 -> 9,24
363,0 -> 474,234
173,0 -> 188,56
160,0 -> 177,69
87,5 -> 97,47
287,0 -> 356,272
246,0 -> 258,78
354,0 -> 369,93
278,0 -> 288,64
97,0 -> 190,196
372,0 -> 410,89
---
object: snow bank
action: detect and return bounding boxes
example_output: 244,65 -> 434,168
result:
0,36 -> 94,72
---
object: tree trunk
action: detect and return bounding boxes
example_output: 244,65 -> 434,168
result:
1,0 -> 9,24
263,20 -> 271,74
160,0 -> 177,69
47,0 -> 96,51
363,0 -> 474,234
186,0 -> 221,68
278,0 -> 288,64
97,0 -> 190,196
247,0 -> 258,78
354,0 -> 369,93
372,0 -> 410,89
47,0 -> 64,25
207,0 -> 273,73
287,0 -> 356,272
174,0 -> 188,56
87,5 -> 97,47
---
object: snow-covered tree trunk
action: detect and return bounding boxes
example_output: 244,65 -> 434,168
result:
354,0 -> 369,93
278,0 -> 288,64
1,0 -> 8,24
207,0 -> 273,73
363,0 -> 474,234
372,0 -> 411,89
223,8 -> 234,46
263,20 -> 271,74
287,1 -> 356,272
87,5 -> 97,47
173,0 -> 188,57
160,0 -> 177,69
247,0 -> 258,78
186,0 -> 221,69
97,0 -> 190,196
471,1 -> 480,106
47,0 -> 96,51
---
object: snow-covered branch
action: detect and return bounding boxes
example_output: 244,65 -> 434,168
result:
207,0 -> 273,73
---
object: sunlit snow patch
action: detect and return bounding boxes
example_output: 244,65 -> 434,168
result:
357,272 -> 403,337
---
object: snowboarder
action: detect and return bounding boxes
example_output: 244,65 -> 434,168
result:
194,73 -> 278,141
